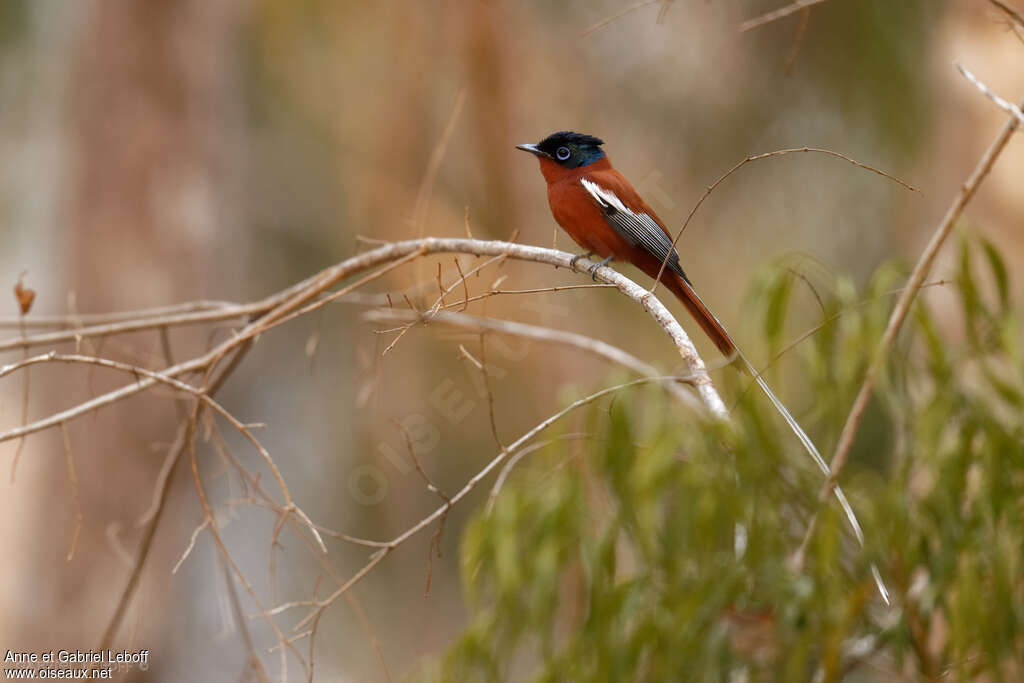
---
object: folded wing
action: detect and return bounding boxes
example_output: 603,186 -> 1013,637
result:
579,177 -> 691,284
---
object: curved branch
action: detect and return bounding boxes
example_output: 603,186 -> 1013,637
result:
0,238 -> 727,450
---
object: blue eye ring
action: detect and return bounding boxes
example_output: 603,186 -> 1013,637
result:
556,146 -> 571,161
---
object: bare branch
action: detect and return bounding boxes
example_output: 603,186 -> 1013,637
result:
0,353 -> 312,538
186,396 -> 306,681
0,240 -> 729,449
99,341 -> 253,654
0,306 -> 253,353
0,300 -> 241,329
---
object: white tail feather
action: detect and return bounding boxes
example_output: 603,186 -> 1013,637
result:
734,348 -> 889,604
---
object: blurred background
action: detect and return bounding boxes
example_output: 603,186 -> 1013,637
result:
0,0 -> 1021,680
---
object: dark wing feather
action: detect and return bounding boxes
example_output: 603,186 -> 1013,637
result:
580,178 -> 690,283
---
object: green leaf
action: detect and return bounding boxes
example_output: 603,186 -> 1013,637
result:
981,237 -> 1010,312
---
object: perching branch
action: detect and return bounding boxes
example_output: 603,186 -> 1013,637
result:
0,239 -> 729,450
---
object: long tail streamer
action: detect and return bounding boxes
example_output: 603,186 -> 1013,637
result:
676,278 -> 890,604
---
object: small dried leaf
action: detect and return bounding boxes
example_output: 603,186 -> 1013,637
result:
305,330 -> 320,359
13,276 -> 35,315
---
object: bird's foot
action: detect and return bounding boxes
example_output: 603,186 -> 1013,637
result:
569,251 -> 594,271
588,256 -> 613,281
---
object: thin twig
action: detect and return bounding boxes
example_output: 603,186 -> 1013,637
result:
407,85 -> 466,322
367,284 -> 615,334
381,252 -> 505,355
365,308 -> 701,410
0,304 -> 257,353
454,257 -> 470,312
305,589 -> 324,683
99,417 -> 191,652
219,549 -> 272,683
256,493 -> 394,682
581,0 -> 660,37
478,333 -> 505,452
412,88 -> 467,238
487,442 -> 554,511
784,8 -> 811,74
651,147 -> 917,297
186,391 -> 306,682
9,314 -> 31,482
739,0 -> 832,33
955,62 -> 1024,125
104,523 -> 133,567
172,519 -> 211,574
99,341 -> 253,652
0,352 -> 318,549
289,376 -> 693,633
0,300 -> 240,329
754,280 -> 949,384
395,420 -> 452,596
463,206 -> 474,240
458,344 -> 482,369
344,593 -> 393,683
988,0 -> 1024,31
61,422 -> 83,562
435,263 -> 448,309
656,0 -> 674,24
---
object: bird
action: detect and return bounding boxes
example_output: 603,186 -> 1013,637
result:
515,131 -> 888,598
516,130 -> 735,357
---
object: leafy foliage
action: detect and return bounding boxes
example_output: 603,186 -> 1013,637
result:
438,235 -> 1023,682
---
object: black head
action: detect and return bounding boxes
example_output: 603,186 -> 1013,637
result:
516,131 -> 606,169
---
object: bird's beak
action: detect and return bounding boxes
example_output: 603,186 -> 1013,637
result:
516,143 -> 552,159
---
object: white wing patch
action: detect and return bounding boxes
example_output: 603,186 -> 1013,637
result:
580,177 -> 630,214
578,177 -> 689,281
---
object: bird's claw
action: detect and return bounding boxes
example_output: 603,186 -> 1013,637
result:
588,256 -> 613,281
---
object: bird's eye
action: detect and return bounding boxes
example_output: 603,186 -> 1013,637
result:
556,146 -> 571,161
